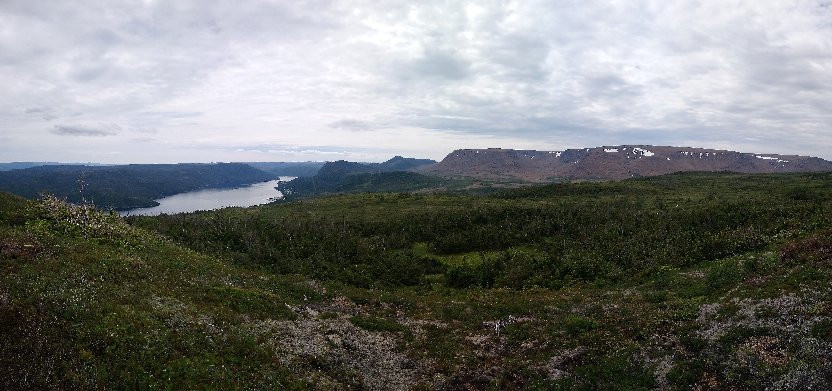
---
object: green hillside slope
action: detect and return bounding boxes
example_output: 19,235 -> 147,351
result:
3,172 -> 832,389
0,193 -> 318,389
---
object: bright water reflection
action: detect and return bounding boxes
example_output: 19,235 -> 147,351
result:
120,177 -> 294,216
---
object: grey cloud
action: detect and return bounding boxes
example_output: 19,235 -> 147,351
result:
137,111 -> 203,119
399,50 -> 470,81
52,123 -> 121,137
229,143 -> 384,160
234,144 -> 372,154
486,35 -> 550,81
25,107 -> 58,120
328,119 -> 375,131
2,1 -> 832,162
130,111 -> 203,132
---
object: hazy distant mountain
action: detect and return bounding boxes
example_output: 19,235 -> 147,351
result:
421,146 -> 832,182
0,162 -> 108,171
279,156 -> 439,197
376,156 -> 437,171
242,162 -> 325,177
309,156 -> 438,181
314,160 -> 379,181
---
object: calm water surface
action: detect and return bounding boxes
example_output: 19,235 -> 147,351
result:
120,177 -> 294,216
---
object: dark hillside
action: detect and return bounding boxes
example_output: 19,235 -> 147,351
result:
377,156 -> 436,171
242,161 -> 325,177
315,160 -> 379,181
278,156 -> 443,198
0,163 -> 275,210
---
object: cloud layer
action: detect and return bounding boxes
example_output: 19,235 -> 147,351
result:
1,0 -> 831,163
52,123 -> 121,137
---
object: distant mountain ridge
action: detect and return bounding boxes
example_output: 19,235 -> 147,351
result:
377,156 -> 437,171
242,161 -> 325,177
0,162 -> 109,171
279,156 -> 439,197
421,145 -> 832,182
313,156 -> 438,182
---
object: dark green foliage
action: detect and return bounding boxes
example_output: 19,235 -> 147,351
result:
0,192 -> 30,225
0,163 -> 275,210
132,172 -> 832,289
811,319 -> 832,340
445,249 -> 561,288
349,315 -> 407,333
785,186 -> 828,201
444,253 -> 495,288
199,286 -> 298,320
705,258 -> 746,291
282,171 -> 453,199
365,251 -> 443,287
563,315 -> 598,336
571,353 -> 656,390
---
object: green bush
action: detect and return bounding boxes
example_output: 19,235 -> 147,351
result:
571,352 -> 656,389
563,315 -> 598,336
811,319 -> 832,340
705,259 -> 745,293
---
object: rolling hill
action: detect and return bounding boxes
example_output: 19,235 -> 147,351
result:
241,161 -> 326,177
279,156 -> 441,198
0,163 -> 275,210
3,172 -> 832,388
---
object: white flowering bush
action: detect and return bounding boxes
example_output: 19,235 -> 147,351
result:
31,195 -> 131,242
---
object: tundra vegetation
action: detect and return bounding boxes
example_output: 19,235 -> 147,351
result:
1,172 -> 831,389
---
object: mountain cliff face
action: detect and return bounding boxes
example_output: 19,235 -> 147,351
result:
421,146 -> 832,182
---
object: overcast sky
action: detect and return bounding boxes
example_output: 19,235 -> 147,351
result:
1,0 -> 831,163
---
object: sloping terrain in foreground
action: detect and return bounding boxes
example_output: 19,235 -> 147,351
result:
2,172 -> 832,389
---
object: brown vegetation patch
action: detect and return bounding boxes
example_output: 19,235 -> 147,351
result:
780,230 -> 832,264
0,235 -> 42,260
738,336 -> 789,366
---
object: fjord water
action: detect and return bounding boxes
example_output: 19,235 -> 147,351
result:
120,177 -> 294,216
